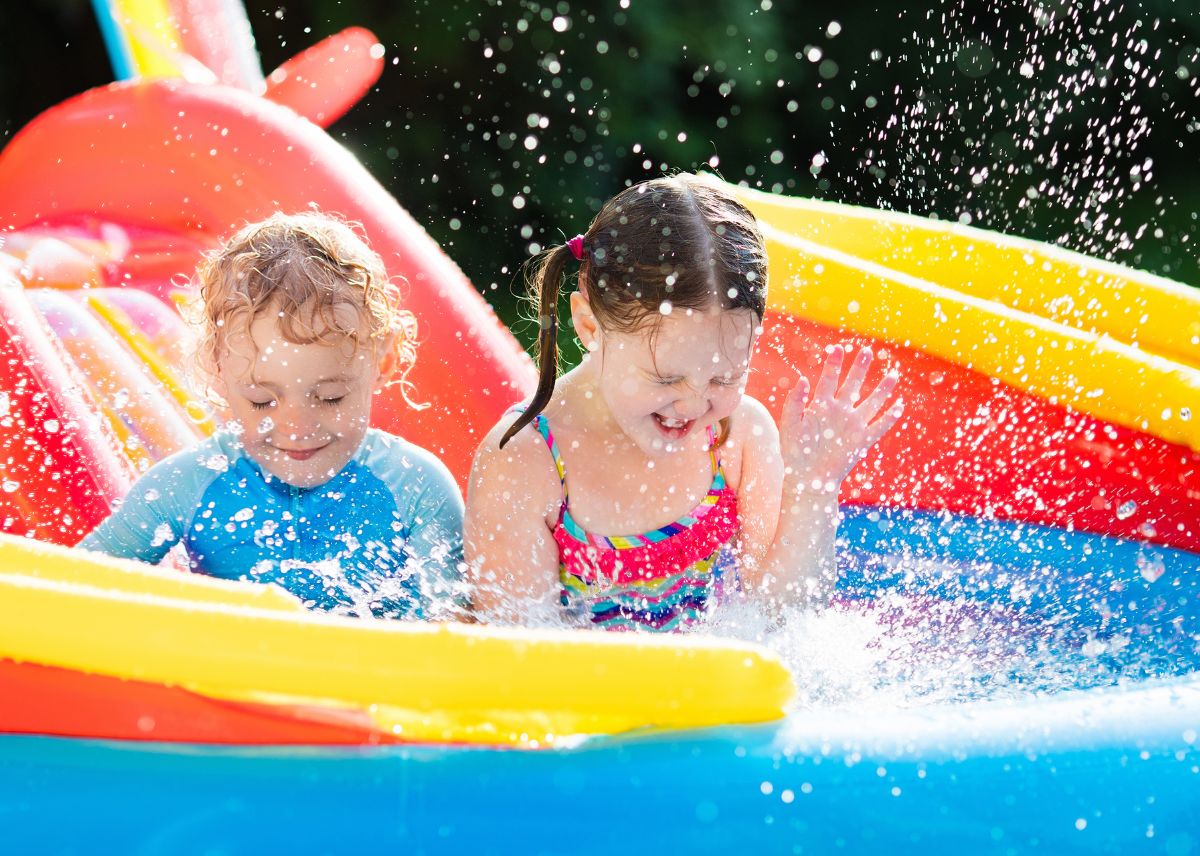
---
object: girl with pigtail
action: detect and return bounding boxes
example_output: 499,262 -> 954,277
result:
465,174 -> 902,631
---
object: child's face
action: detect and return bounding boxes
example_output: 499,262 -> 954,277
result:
591,306 -> 758,456
217,312 -> 388,488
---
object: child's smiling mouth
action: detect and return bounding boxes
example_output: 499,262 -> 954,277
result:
652,412 -> 694,439
273,443 -> 330,461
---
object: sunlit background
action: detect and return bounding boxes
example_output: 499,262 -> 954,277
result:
4,0 -> 1197,362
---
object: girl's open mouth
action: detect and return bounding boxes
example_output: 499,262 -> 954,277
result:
652,413 -> 694,440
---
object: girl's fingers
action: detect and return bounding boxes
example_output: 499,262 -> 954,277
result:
811,345 -> 844,402
782,372 -> 811,426
863,397 -> 904,448
838,346 -> 873,404
857,370 -> 900,419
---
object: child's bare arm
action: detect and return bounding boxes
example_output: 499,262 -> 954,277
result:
464,420 -> 564,623
760,345 -> 903,605
725,397 -> 783,593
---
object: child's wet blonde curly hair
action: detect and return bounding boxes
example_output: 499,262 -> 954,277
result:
191,211 -> 422,407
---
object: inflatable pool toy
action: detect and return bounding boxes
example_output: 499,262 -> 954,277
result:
1,1 -> 1198,851
735,184 -> 1200,554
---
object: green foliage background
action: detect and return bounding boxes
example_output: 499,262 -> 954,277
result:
4,0 -> 1197,361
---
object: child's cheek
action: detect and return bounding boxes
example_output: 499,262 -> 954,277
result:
715,386 -> 743,418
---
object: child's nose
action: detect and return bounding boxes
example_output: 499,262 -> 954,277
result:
674,393 -> 710,420
273,402 -> 319,440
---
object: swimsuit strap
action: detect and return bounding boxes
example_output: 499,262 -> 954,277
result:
507,406 -> 570,509
700,424 -> 720,480
530,413 -> 570,507
705,424 -> 727,486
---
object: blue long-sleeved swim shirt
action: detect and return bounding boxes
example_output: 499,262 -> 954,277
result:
81,428 -> 466,620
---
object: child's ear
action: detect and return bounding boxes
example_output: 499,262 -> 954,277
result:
373,335 -> 399,392
570,291 -> 599,352
200,353 -> 229,401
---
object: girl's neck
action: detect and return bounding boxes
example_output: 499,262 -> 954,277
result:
554,361 -> 625,438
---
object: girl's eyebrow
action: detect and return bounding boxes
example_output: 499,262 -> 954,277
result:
647,368 -> 748,383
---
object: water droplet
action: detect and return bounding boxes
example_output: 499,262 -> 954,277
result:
1137,554 -> 1165,584
150,523 -> 173,547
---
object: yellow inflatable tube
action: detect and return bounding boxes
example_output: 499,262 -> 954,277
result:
759,223 -> 1200,453
0,533 -> 302,613
0,537 -> 793,746
733,183 -> 1200,370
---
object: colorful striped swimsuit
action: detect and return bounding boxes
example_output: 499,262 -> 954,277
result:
527,414 -> 740,632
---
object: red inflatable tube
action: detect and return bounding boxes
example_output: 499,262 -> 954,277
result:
8,217 -> 214,301
0,660 -> 400,745
750,312 -> 1200,554
262,27 -> 385,128
0,278 -> 133,544
0,79 -> 537,490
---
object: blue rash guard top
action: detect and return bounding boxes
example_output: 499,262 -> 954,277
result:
81,428 -> 465,620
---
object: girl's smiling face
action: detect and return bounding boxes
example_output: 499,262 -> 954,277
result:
583,303 -> 758,456
216,311 -> 390,488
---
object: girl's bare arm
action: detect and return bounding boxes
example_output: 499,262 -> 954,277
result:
754,346 -> 903,606
463,420 -> 564,623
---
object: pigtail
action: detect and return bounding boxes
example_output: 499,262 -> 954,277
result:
499,243 -> 574,448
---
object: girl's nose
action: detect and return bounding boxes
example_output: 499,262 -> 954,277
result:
673,394 -> 710,421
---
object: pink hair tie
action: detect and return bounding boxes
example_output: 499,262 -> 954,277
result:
566,234 -> 586,261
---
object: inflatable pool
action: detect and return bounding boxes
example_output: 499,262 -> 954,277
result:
1,1 -> 1197,851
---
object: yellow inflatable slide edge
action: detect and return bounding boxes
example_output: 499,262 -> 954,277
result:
0,534 -> 794,746
728,182 -> 1200,452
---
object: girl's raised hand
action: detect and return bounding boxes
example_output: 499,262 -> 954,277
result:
780,344 -> 903,490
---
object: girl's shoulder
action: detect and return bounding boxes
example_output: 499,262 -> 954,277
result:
473,407 -> 557,475
468,407 -> 564,522
727,394 -> 780,444
719,395 -> 781,492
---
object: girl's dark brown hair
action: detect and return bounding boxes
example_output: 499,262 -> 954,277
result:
500,174 -> 767,448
